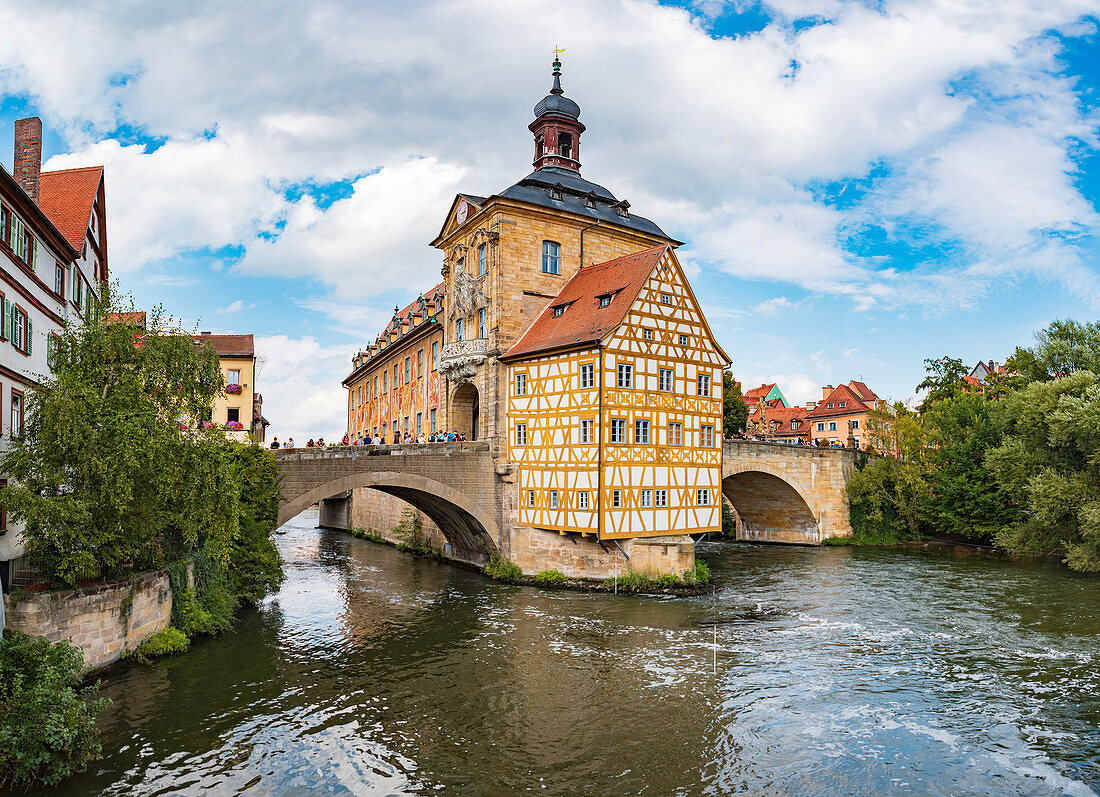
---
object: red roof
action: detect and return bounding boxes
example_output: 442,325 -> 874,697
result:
766,406 -> 810,436
503,245 -> 669,361
105,311 -> 147,328
805,382 -> 878,419
38,166 -> 102,253
742,383 -> 776,405
193,333 -> 255,357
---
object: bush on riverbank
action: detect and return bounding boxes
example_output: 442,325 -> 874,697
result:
484,555 -> 522,580
128,628 -> 189,664
0,630 -> 108,789
534,569 -> 567,586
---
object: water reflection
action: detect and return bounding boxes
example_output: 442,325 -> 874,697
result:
36,509 -> 1100,797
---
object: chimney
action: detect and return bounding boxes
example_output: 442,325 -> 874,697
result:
14,117 -> 43,204
201,330 -> 212,335
806,401 -> 817,410
822,385 -> 833,401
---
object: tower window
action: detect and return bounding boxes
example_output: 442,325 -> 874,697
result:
535,133 -> 545,158
557,133 -> 572,158
542,241 -> 560,274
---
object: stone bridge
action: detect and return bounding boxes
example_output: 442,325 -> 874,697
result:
275,440 -> 862,573
722,440 -> 859,544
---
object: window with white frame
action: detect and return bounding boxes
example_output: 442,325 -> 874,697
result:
542,241 -> 560,274
640,489 -> 652,508
577,491 -> 590,510
643,328 -> 653,341
430,408 -> 437,434
609,418 -> 626,444
668,422 -> 683,446
10,306 -> 29,354
659,368 -> 673,392
417,349 -> 424,377
817,422 -> 825,432
455,318 -> 464,341
634,419 -> 650,444
612,489 -> 622,509
697,489 -> 711,506
852,420 -> 859,428
528,490 -> 535,508
598,294 -> 613,309
655,489 -> 668,507
697,373 -> 711,396
549,490 -> 558,509
514,423 -> 527,445
679,334 -> 689,346
478,307 -> 487,338
580,363 -> 594,389
829,422 -> 837,431
515,372 -> 527,396
479,244 -> 487,275
431,341 -> 438,370
11,391 -> 23,437
701,425 -> 714,448
228,369 -> 241,386
416,412 -> 423,434
54,264 -> 64,297
580,418 -> 594,444
617,363 -> 632,388
661,293 -> 671,304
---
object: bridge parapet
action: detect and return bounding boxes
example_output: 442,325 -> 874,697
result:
275,441 -> 490,462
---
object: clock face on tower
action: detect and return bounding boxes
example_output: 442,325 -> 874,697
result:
456,200 -> 469,225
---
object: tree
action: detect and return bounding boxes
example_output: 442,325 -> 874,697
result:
916,355 -> 968,406
722,370 -> 748,437
0,297 -> 238,586
1008,319 -> 1100,383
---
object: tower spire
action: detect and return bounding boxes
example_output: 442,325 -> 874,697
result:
530,49 -> 585,173
551,48 -> 565,95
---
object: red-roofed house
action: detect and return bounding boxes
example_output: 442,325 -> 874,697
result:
500,244 -> 730,539
192,333 -> 266,443
805,381 -> 883,448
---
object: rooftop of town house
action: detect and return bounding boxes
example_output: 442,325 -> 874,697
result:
38,166 -> 103,253
765,406 -> 810,436
501,244 -> 669,361
742,383 -> 777,403
192,333 -> 255,358
104,311 -> 147,328
342,282 -> 446,384
805,381 -> 880,419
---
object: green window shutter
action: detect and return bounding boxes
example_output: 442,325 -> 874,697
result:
26,315 -> 33,355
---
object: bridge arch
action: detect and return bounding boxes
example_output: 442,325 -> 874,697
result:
722,463 -> 821,545
278,470 -> 500,564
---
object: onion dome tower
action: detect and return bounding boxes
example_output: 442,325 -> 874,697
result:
529,54 -> 586,173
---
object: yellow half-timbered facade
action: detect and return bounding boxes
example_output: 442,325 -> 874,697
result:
503,245 -> 730,540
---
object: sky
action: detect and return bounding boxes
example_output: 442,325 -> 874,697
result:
1,0 -> 1098,442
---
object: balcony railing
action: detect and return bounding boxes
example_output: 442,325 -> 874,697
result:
441,338 -> 488,360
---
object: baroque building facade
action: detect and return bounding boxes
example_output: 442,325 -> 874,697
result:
341,59 -> 729,575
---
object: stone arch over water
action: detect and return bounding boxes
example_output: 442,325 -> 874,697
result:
721,467 -> 821,544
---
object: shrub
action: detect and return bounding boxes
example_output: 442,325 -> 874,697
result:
654,573 -> 682,589
227,444 -> 285,605
484,555 -> 522,580
602,568 -> 652,592
534,569 -> 567,586
129,628 -> 189,664
684,560 -> 711,585
720,501 -> 737,538
0,630 -> 108,789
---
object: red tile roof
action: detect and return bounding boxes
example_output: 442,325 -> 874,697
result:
765,406 -> 810,437
38,166 -> 102,253
105,311 -> 147,328
805,381 -> 879,419
193,333 -> 255,357
502,245 -> 669,361
742,383 -> 776,405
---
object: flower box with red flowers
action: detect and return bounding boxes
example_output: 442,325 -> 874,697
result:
226,384 -> 242,395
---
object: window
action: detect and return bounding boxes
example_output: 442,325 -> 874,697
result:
634,419 -> 650,444
827,403 -> 834,409
659,368 -> 673,392
701,425 -> 714,448
514,423 -> 527,445
430,409 -> 438,434
417,349 -> 424,377
54,264 -> 64,297
791,420 -> 799,430
643,329 -> 653,341
478,244 -> 487,275
661,293 -> 671,304
416,412 -> 423,434
609,418 -> 626,444
431,341 -> 439,370
697,373 -> 711,397
47,333 -> 61,370
515,373 -> 527,396
852,420 -> 859,429
612,490 -> 622,509
577,491 -> 590,510
617,363 -> 632,389
228,369 -> 241,386
478,307 -> 487,338
404,416 -> 410,435
10,306 -> 29,354
227,407 -> 240,424
455,318 -> 464,341
598,295 -> 612,308
580,418 -> 594,443
839,401 -> 847,408
557,132 -> 573,158
817,422 -> 825,432
640,489 -> 652,508
679,334 -> 689,346
553,306 -> 565,317
697,489 -> 711,506
11,391 -> 23,437
549,490 -> 558,509
404,357 -> 411,384
528,490 -> 536,508
829,422 -> 837,431
382,372 -> 387,392
0,204 -> 8,245
542,241 -> 560,274
580,363 -> 594,389
668,422 -> 683,446
655,489 -> 668,507
0,478 -> 6,533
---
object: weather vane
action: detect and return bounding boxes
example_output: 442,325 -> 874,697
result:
553,46 -> 566,56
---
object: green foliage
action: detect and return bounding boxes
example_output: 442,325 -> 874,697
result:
129,628 -> 189,664
722,370 -> 748,437
0,630 -> 108,789
986,370 -> 1100,571
351,527 -> 386,543
1008,319 -> 1100,383
720,500 -> 737,537
484,555 -> 522,580
916,355 -> 969,405
0,293 -> 238,588
534,569 -> 567,586
226,445 -> 285,605
846,456 -> 925,544
685,560 -> 711,584
392,508 -> 437,557
603,568 -> 652,592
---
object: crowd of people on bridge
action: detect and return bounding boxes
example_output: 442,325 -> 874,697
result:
268,431 -> 469,449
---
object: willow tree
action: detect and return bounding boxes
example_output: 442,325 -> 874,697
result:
0,298 -> 238,587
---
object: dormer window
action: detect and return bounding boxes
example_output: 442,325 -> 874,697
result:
598,294 -> 612,309
557,133 -> 573,158
614,200 -> 630,218
553,305 -> 566,318
839,401 -> 847,408
584,193 -> 597,209
548,185 -> 563,201
827,403 -> 834,409
791,420 -> 799,430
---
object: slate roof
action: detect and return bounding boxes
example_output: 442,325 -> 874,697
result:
193,333 -> 255,358
495,167 -> 674,241
502,244 -> 669,361
38,166 -> 102,253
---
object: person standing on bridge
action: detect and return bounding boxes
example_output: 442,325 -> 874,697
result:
270,436 -> 279,449
286,437 -> 294,448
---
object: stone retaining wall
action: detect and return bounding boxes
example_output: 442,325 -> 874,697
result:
1,569 -> 172,671
510,526 -> 695,579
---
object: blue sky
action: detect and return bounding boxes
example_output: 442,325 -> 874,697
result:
1,0 -> 1097,440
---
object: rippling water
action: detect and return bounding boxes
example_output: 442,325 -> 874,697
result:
39,509 -> 1100,796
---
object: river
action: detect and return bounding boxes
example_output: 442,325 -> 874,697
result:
39,508 -> 1100,796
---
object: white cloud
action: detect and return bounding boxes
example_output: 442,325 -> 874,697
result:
218,299 -> 256,314
753,296 -> 802,315
254,335 -> 356,442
